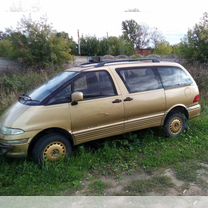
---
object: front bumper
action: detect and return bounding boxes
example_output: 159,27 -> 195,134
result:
0,143 -> 13,155
0,139 -> 29,157
0,130 -> 38,158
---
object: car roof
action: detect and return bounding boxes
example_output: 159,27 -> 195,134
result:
65,60 -> 183,72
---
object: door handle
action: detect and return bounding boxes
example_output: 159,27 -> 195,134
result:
112,99 -> 122,103
124,97 -> 133,102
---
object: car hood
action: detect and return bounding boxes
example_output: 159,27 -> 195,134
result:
0,101 -> 71,132
0,102 -> 30,128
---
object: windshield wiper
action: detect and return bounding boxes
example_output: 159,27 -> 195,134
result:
19,94 -> 32,100
18,94 -> 40,103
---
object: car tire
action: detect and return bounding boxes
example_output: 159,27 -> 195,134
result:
164,112 -> 187,137
31,133 -> 72,164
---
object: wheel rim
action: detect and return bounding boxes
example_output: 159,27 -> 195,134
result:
43,141 -> 66,161
169,118 -> 183,134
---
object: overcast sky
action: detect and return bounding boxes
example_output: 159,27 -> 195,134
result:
0,0 -> 207,44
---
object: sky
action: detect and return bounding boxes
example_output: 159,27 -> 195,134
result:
0,0 -> 207,44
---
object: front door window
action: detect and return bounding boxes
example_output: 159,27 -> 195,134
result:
73,71 -> 117,99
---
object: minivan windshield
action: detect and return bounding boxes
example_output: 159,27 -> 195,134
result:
19,71 -> 78,105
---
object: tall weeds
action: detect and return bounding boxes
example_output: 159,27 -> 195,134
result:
0,70 -> 59,112
185,63 -> 208,98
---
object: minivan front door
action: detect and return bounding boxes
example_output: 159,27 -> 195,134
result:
70,70 -> 124,144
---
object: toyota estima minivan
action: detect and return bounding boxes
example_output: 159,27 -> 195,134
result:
0,59 -> 201,164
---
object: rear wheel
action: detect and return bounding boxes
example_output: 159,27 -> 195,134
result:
31,133 -> 72,164
164,112 -> 187,137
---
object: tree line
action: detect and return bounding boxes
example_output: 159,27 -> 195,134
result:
0,12 -> 207,69
177,12 -> 208,63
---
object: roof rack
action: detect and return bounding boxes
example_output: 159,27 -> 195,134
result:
80,56 -> 101,66
80,58 -> 160,68
95,58 -> 160,67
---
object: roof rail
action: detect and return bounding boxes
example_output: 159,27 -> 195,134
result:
80,56 -> 101,66
94,58 -> 160,67
79,57 -> 160,68
80,62 -> 99,67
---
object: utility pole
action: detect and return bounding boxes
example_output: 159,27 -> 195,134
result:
77,29 -> 81,55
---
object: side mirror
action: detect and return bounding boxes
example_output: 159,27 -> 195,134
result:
71,92 -> 83,105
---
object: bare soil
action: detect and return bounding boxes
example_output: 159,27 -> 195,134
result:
74,164 -> 208,196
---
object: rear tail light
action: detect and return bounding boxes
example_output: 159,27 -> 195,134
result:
193,95 -> 200,103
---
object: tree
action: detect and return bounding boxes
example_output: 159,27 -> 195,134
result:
0,39 -> 14,57
122,19 -> 138,47
117,37 -> 134,55
56,32 -> 78,55
0,31 -> 9,40
178,12 -> 208,63
79,36 -> 134,56
107,36 -> 134,56
150,28 -> 165,48
98,38 -> 109,55
154,41 -> 173,55
107,36 -> 121,55
0,17 -> 74,69
80,36 -> 99,56
122,19 -> 151,49
136,25 -> 151,49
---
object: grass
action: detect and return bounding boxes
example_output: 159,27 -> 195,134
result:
88,180 -> 108,195
174,161 -> 200,182
1,113 -> 208,195
0,159 -> 84,195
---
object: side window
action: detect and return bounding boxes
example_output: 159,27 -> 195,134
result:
73,71 -> 117,99
158,67 -> 193,89
47,84 -> 72,104
117,67 -> 162,93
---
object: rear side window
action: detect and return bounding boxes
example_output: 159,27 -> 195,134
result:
158,67 -> 193,89
117,67 -> 162,93
73,71 -> 117,99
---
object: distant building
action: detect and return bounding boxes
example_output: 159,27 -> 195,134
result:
135,48 -> 154,56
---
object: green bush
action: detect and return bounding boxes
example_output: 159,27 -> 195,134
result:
0,39 -> 15,58
79,36 -> 134,56
154,41 -> 173,55
0,17 -> 74,69
176,12 -> 208,63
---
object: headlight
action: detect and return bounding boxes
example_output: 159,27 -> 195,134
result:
1,127 -> 25,135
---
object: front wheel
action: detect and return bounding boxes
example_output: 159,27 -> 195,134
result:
164,112 -> 187,137
31,133 -> 72,164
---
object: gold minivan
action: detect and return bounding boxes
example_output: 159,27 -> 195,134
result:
0,59 -> 201,163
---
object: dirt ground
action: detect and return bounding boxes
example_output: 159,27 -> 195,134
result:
74,163 -> 208,196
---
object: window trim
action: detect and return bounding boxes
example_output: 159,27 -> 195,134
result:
116,67 -> 163,94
